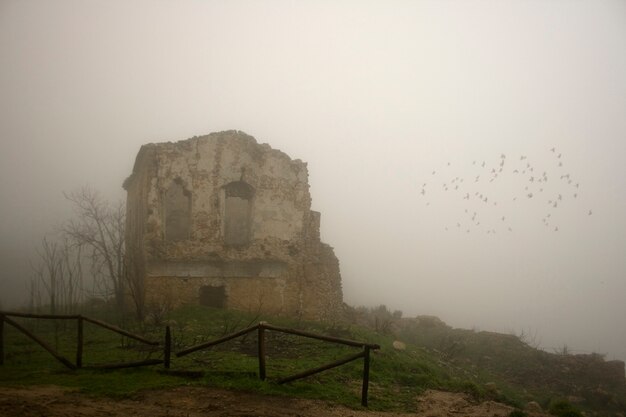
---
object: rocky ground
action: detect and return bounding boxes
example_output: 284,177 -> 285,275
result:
0,385 -> 552,417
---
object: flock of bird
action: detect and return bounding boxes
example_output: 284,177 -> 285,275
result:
419,147 -> 592,234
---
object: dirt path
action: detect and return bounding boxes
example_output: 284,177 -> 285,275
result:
0,385 -> 547,417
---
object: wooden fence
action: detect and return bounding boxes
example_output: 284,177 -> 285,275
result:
0,311 -> 163,370
1,313 -> 380,407
176,321 -> 380,406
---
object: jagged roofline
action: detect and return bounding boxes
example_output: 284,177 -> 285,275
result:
123,130 -> 307,190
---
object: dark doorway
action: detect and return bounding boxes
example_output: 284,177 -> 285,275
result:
199,285 -> 226,308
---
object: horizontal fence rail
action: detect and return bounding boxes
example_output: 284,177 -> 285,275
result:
261,323 -> 380,349
276,350 -> 365,384
81,316 -> 159,346
2,312 -> 81,320
176,324 -> 258,357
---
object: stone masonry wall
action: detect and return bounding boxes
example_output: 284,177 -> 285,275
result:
124,131 -> 343,320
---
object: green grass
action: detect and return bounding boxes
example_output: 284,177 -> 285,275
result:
0,305 -> 450,410
1,304 -> 617,413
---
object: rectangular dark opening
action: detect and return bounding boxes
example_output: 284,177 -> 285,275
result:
199,285 -> 226,308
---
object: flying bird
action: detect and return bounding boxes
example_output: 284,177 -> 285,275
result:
420,148 -> 590,234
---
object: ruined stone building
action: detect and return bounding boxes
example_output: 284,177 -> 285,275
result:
123,131 -> 343,320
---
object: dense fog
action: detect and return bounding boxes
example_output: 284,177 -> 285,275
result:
1,1 -> 625,360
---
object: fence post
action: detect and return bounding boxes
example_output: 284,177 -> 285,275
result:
258,323 -> 266,380
164,326 -> 171,369
0,314 -> 4,365
76,316 -> 83,368
361,346 -> 371,407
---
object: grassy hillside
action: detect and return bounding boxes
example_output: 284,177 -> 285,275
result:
395,314 -> 626,413
1,304 -> 624,415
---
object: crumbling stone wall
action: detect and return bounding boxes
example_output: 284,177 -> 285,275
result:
124,130 -> 343,320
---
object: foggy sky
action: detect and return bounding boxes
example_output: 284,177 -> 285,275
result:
1,1 -> 625,360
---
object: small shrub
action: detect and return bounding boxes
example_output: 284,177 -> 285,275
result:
548,399 -> 584,417
453,380 -> 483,401
353,305 -> 402,335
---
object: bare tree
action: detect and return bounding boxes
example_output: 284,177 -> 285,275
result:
26,274 -> 41,313
63,187 -> 127,314
58,236 -> 84,313
30,237 -> 62,314
124,239 -> 145,320
29,235 -> 84,314
28,187 -> 143,319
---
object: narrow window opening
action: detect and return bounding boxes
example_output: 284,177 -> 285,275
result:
164,179 -> 191,241
223,181 -> 254,246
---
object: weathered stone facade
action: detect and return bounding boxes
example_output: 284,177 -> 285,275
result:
123,131 -> 343,320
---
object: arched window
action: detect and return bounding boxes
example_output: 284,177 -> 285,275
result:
164,179 -> 191,241
223,181 -> 254,246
